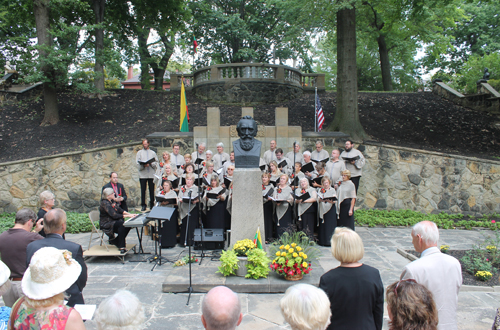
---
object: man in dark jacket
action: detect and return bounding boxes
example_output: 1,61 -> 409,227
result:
102,171 -> 128,211
26,208 -> 87,307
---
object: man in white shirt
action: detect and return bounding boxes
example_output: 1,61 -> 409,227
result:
170,143 -> 186,172
263,140 -> 278,165
136,139 -> 159,211
311,141 -> 329,163
275,148 -> 292,175
339,140 -> 365,193
400,221 -> 462,330
191,142 -> 207,162
213,142 -> 230,171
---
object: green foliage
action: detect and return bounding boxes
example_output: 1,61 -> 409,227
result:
460,249 -> 493,275
245,248 -> 271,279
217,249 -> 239,276
0,212 -> 97,234
354,209 -> 500,230
269,231 -> 321,264
475,270 -> 493,281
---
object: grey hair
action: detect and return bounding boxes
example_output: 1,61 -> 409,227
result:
102,187 -> 115,200
39,190 -> 55,206
199,142 -> 206,148
412,221 -> 439,245
206,150 -> 213,155
216,142 -> 224,148
303,150 -> 311,157
280,284 -> 331,330
94,290 -> 145,330
316,140 -> 323,146
15,208 -> 37,225
299,177 -> 310,189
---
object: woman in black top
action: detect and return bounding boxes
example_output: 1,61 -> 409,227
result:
99,187 -> 135,253
319,227 -> 384,330
37,190 -> 56,238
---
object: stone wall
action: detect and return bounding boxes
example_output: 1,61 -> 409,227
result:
1,137 -> 499,216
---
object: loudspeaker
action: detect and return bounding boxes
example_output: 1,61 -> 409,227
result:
194,228 -> 224,250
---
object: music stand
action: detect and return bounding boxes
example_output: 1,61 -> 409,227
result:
147,206 -> 175,271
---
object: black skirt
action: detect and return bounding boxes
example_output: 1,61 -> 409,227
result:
338,198 -> 355,230
318,205 -> 337,246
263,201 -> 274,242
275,206 -> 293,237
299,204 -> 316,240
180,206 -> 199,246
161,207 -> 178,248
205,201 -> 225,229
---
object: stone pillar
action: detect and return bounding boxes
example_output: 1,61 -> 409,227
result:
275,107 -> 289,152
230,168 -> 266,250
170,74 -> 179,90
207,107 -> 220,150
210,67 -> 219,82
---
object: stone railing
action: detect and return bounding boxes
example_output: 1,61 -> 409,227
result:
170,63 -> 324,90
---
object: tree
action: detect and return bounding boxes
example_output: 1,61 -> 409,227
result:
326,3 -> 367,141
189,0 -> 316,66
92,0 -> 105,91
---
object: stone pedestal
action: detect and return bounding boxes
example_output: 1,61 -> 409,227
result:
230,168 -> 266,250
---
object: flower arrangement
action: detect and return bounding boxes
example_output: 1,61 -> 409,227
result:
173,255 -> 198,267
475,270 -> 493,281
440,245 -> 450,253
269,231 -> 321,279
233,239 -> 256,257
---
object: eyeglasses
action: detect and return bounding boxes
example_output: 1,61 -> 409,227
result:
394,279 -> 417,297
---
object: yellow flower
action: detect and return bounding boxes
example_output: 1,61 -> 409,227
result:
276,251 -> 281,256
303,254 -> 308,259
299,252 -> 303,257
288,248 -> 294,253
293,252 -> 298,258
280,245 -> 285,250
302,262 -> 308,268
281,252 -> 286,257
296,246 -> 302,252
285,244 -> 290,250
291,243 -> 297,248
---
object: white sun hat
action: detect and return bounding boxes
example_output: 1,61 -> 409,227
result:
22,247 -> 82,300
0,259 -> 10,287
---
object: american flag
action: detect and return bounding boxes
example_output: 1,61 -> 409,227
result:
316,94 -> 324,131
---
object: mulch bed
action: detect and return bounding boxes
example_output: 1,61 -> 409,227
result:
0,89 -> 499,163
406,250 -> 500,287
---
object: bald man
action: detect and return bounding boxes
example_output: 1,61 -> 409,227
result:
201,286 -> 243,330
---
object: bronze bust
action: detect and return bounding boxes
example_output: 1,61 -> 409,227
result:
232,116 -> 262,168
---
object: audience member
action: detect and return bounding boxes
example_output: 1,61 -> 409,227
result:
201,286 -> 242,330
10,247 -> 85,329
0,208 -> 43,307
280,283 -> 331,330
26,209 -> 88,307
386,279 -> 438,330
37,190 -> 55,237
400,221 -> 462,330
319,227 -> 384,330
94,290 -> 145,330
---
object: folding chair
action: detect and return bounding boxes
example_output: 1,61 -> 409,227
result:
87,210 -> 109,252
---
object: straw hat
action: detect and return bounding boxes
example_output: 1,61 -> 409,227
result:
0,259 -> 10,287
22,247 -> 82,300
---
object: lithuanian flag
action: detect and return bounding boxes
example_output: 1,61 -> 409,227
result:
180,80 -> 189,132
254,227 -> 263,249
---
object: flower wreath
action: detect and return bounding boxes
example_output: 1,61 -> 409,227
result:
181,186 -> 186,193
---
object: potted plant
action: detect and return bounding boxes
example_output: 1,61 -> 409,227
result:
233,239 -> 256,277
217,239 -> 271,279
269,231 -> 321,281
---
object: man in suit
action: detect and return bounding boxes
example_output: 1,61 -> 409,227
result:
26,208 -> 88,307
400,221 -> 462,330
102,172 -> 128,211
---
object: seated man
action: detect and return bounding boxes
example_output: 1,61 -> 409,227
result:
26,208 -> 88,307
102,172 -> 128,211
0,208 -> 43,307
201,286 -> 243,330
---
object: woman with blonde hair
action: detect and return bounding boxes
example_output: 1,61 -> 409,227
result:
336,169 -> 356,230
319,227 -> 383,330
9,247 -> 85,329
269,160 -> 282,186
280,283 -> 331,330
386,279 -> 438,330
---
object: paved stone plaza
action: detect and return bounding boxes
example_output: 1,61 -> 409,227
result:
2,227 -> 498,329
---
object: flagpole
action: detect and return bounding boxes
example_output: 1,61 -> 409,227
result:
314,87 -> 318,132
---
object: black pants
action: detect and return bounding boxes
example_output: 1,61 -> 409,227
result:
140,178 -> 155,208
113,220 -> 131,248
351,176 -> 361,194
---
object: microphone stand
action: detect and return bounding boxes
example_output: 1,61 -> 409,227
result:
184,189 -> 196,305
195,144 -> 209,264
292,142 -> 297,228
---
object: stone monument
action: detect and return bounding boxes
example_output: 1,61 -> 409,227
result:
230,116 -> 266,249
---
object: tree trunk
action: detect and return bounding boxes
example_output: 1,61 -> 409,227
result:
93,0 -> 105,91
327,7 -> 367,142
151,34 -> 175,91
377,34 -> 393,91
137,28 -> 151,89
153,68 -> 165,90
33,0 -> 59,126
